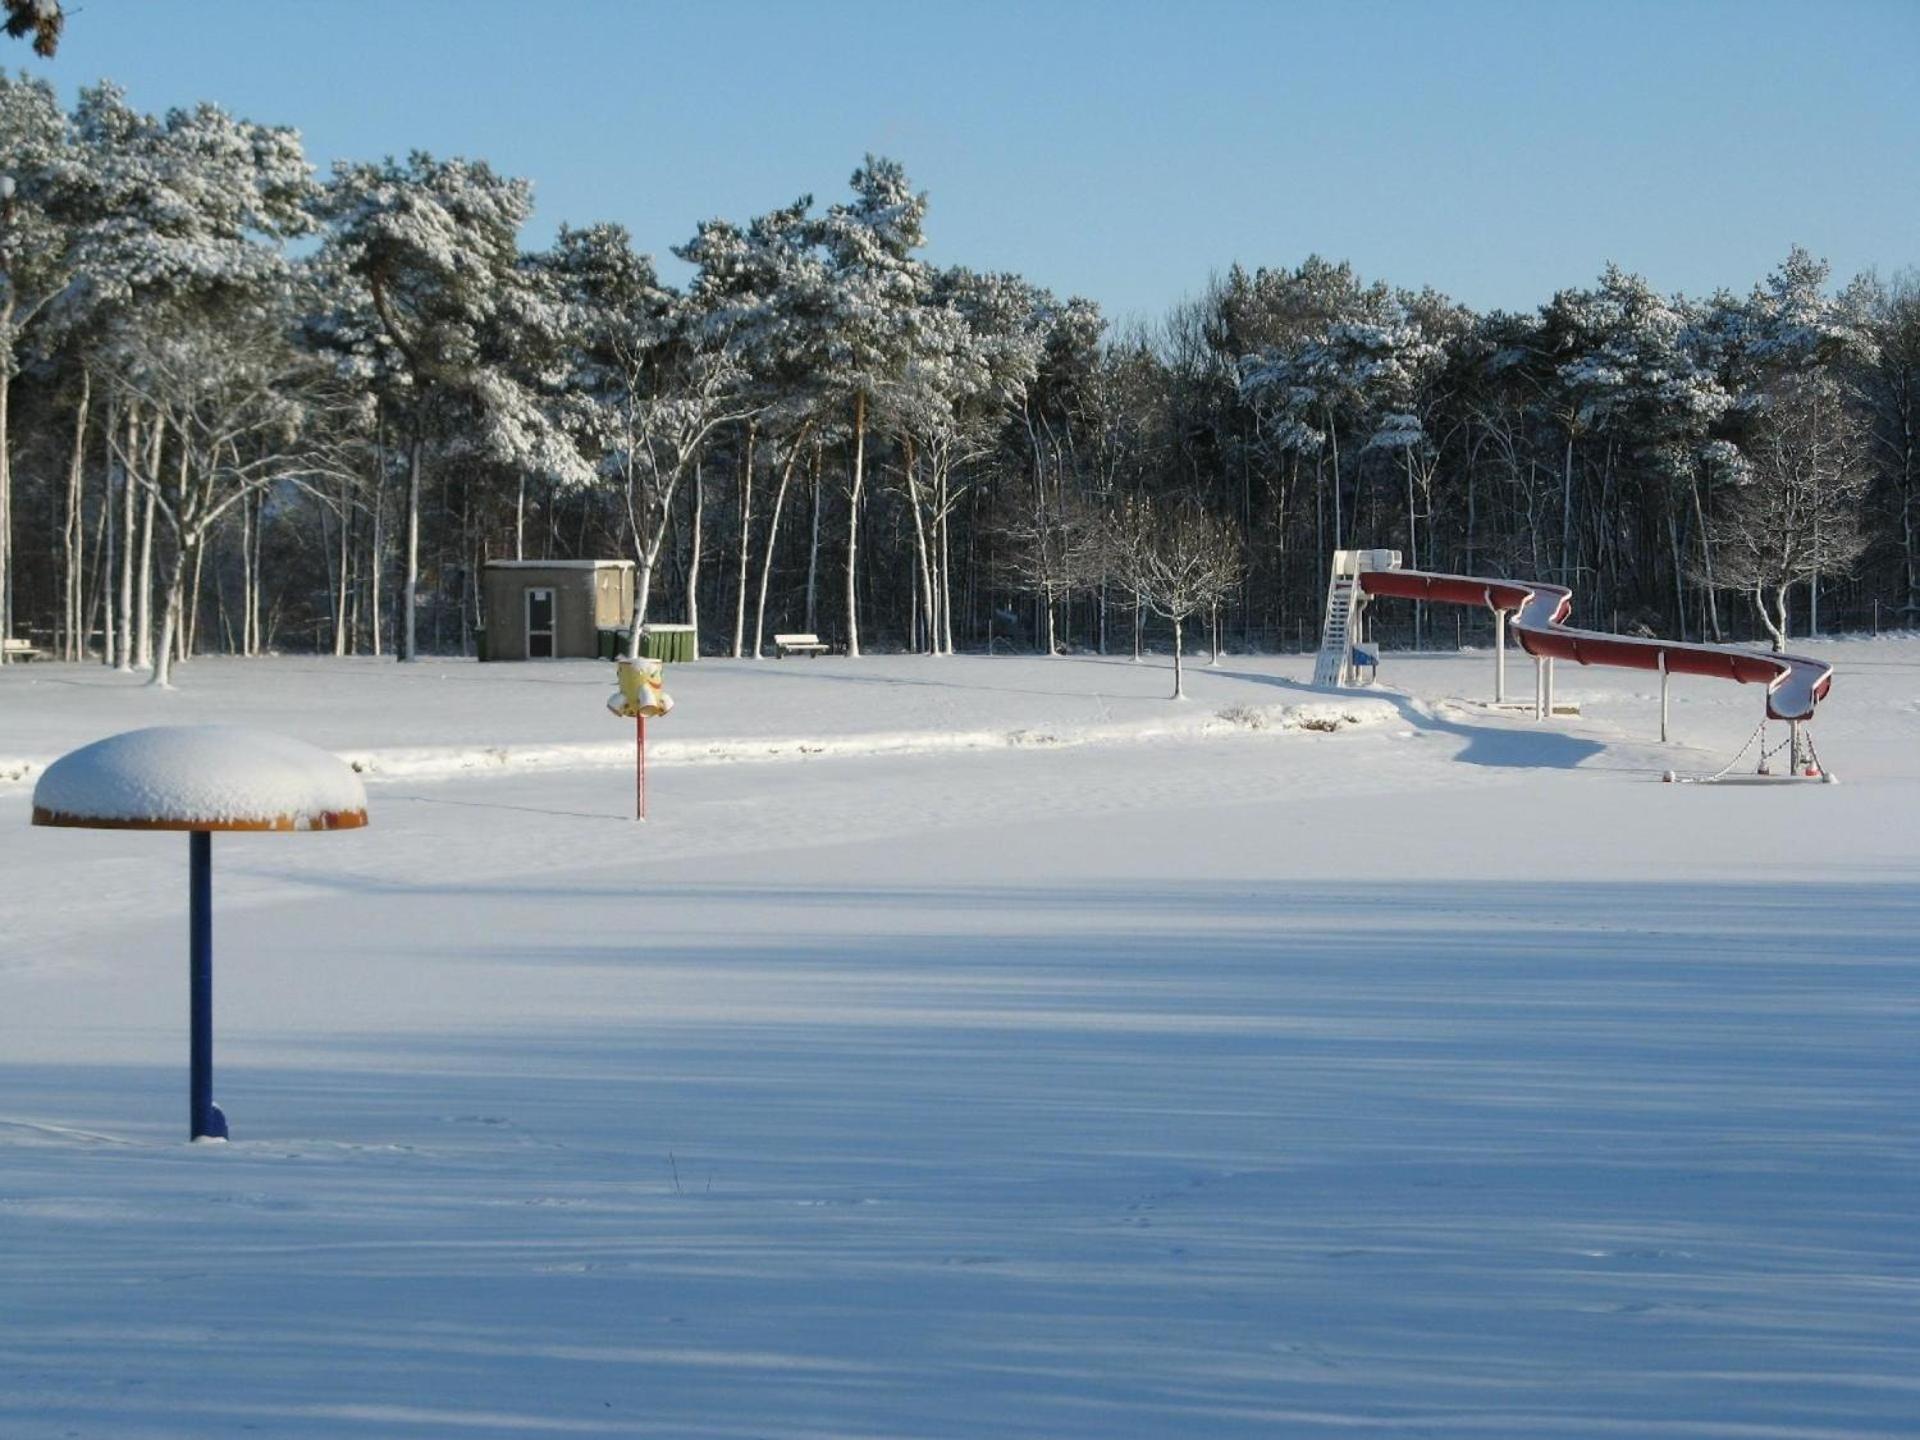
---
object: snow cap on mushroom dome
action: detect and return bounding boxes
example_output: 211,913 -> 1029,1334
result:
32,726 -> 368,832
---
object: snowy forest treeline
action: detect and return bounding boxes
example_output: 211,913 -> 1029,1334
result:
2,77 -> 1917,680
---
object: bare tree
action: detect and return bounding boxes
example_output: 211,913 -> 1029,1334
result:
1702,377 -> 1870,651
1108,495 -> 1244,698
117,310 -> 363,687
611,320 -> 755,651
992,481 -> 1103,656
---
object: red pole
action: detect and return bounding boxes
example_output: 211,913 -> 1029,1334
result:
636,714 -> 647,821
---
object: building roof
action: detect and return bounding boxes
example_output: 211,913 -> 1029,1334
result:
484,559 -> 634,571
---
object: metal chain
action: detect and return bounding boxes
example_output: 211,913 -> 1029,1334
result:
1677,718 -> 1767,785
1801,728 -> 1829,780
1676,719 -> 1829,785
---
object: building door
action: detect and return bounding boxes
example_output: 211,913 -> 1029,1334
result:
525,587 -> 556,659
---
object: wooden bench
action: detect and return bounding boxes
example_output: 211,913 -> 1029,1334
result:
2,637 -> 44,663
772,632 -> 829,658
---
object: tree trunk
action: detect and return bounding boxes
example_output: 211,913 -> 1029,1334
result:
1754,584 -> 1788,652
845,392 -> 866,657
937,464 -> 954,655
686,455 -> 703,640
622,467 -> 683,656
319,503 -> 339,651
135,486 -> 156,670
253,490 -> 268,655
1903,433 -> 1918,613
1313,453 -> 1324,578
459,486 -> 475,657
89,448 -> 112,665
1809,560 -> 1820,640
1560,431 -> 1575,587
116,409 -> 137,671
368,451 -> 384,657
1326,406 -> 1343,550
240,491 -> 256,656
515,472 -> 526,560
1171,615 -> 1185,699
402,433 -> 422,661
732,424 -> 754,657
148,533 -> 190,689
1666,508 -> 1688,642
1406,454 -> 1423,650
1898,389 -> 1918,613
333,491 -> 351,655
63,371 -> 91,659
805,447 -> 821,633
626,557 -> 656,659
185,539 -> 206,660
1689,474 -> 1722,642
904,440 -> 934,654
753,424 -> 811,658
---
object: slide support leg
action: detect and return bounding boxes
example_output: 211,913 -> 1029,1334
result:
1533,656 -> 1545,721
1659,652 -> 1670,743
1545,657 -> 1556,717
1493,608 -> 1506,704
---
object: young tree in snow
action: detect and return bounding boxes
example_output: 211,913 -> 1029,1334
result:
1702,374 -> 1870,651
1107,495 -> 1243,698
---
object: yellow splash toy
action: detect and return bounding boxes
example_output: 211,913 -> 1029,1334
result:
608,656 -> 673,719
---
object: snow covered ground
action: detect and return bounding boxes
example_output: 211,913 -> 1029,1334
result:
2,641 -> 1917,1438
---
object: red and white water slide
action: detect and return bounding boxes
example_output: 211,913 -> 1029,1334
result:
1323,550 -> 1832,738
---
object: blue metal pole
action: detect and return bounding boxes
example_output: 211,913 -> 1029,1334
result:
188,830 -> 226,1141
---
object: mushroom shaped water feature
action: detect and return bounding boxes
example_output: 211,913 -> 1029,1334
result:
32,727 -> 368,1141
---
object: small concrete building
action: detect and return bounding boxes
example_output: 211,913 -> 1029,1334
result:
481,560 -> 634,661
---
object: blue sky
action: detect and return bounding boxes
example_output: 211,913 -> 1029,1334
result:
28,0 -> 1920,325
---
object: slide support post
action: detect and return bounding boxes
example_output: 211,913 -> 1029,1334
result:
1544,657 -> 1556,717
1493,606 -> 1506,704
1659,651 -> 1670,743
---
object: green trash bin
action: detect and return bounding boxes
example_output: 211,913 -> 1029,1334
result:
474,627 -> 488,662
639,624 -> 697,663
596,628 -> 628,660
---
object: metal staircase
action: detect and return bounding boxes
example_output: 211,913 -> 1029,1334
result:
1314,549 -> 1400,688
